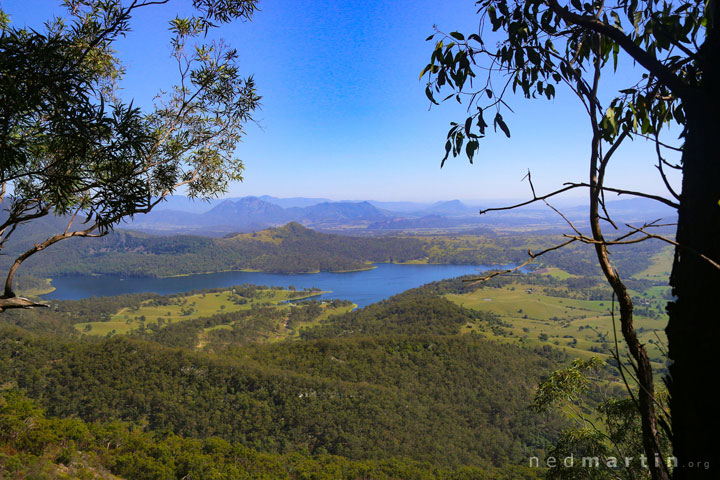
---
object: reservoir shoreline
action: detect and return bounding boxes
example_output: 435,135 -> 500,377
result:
42,263 -> 518,308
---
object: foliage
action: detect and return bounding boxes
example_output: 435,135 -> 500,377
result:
0,0 -> 260,298
532,357 -> 606,416
421,0 -> 704,162
300,292 -> 491,338
0,390 -> 546,480
0,299 -> 567,468
532,359 -> 672,479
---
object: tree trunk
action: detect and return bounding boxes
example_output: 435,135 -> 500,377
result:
666,91 -> 720,478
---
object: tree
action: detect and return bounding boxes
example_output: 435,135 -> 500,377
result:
0,0 -> 260,310
421,0 -> 718,478
532,358 -> 672,480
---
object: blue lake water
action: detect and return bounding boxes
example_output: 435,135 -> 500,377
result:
42,263 -> 509,308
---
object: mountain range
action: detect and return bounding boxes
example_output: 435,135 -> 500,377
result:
123,195 -> 677,236
129,197 -> 390,235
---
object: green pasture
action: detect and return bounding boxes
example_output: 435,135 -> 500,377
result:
15,277 -> 55,297
76,288 -> 328,336
446,284 -> 668,367
531,267 -> 576,279
634,245 -> 673,280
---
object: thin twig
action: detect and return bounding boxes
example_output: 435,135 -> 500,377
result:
465,238 -> 577,284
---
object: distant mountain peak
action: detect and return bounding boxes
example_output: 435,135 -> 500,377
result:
421,199 -> 475,217
432,199 -> 465,207
276,221 -> 310,233
230,222 -> 317,243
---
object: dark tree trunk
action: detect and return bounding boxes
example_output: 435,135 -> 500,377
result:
666,90 -> 720,478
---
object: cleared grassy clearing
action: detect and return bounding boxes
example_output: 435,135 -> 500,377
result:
268,302 -> 357,342
446,284 -> 668,367
16,278 -> 56,297
532,267 -> 576,279
642,285 -> 672,300
76,288 -> 327,336
447,286 -> 610,319
205,324 -> 233,332
634,245 -> 673,280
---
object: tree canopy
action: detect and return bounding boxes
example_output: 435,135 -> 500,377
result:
422,0 -> 708,164
0,0 -> 260,306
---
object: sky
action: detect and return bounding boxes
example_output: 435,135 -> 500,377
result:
1,0 -> 682,203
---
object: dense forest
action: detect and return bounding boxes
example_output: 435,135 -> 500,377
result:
299,293 -> 492,338
0,390 -> 544,479
0,287 -> 572,477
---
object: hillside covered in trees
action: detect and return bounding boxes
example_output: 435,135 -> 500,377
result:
0,219 -> 666,279
0,286 -> 572,478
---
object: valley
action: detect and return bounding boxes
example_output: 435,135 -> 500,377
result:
0,202 -> 674,479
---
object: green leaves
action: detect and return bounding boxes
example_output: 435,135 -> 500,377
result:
424,0 -> 699,167
600,107 -> 618,139
441,112 -> 488,167
0,8 -> 9,30
0,0 -> 261,293
493,112 -> 511,138
532,357 -> 604,413
465,139 -> 479,163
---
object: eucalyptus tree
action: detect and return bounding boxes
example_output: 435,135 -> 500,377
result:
421,0 -> 718,478
0,0 -> 260,310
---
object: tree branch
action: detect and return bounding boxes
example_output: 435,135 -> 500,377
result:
466,238 -> 577,284
478,184 -> 582,215
545,0 -> 689,97
0,296 -> 50,312
3,224 -> 105,298
566,182 -> 679,209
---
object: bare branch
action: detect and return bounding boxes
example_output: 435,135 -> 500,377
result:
625,224 -> 720,271
544,200 -> 583,236
566,182 -> 679,209
465,238 -> 577,284
654,132 -> 681,201
478,184 -> 582,215
0,296 -> 50,312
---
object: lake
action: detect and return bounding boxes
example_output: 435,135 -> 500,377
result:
42,263 -> 510,308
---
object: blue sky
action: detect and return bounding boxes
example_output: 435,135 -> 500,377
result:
2,0 -> 681,203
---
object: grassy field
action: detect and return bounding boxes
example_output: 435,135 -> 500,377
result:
446,282 -> 668,368
531,267 -> 576,279
444,248 -> 674,369
14,276 -> 56,297
633,245 -> 674,280
75,288 -> 329,337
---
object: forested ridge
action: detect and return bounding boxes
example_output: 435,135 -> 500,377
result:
0,288 -> 569,478
0,221 -> 665,278
0,223 -> 427,276
0,392 -> 543,480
